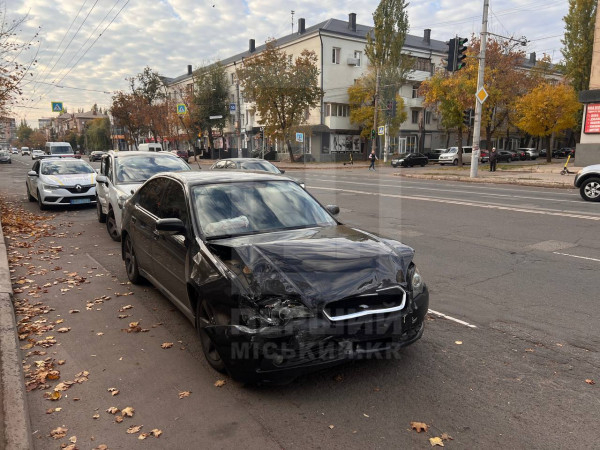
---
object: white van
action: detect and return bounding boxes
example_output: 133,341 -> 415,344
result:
44,142 -> 74,157
137,143 -> 163,152
439,146 -> 475,165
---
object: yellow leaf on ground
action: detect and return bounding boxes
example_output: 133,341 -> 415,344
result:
106,407 -> 119,414
214,379 -> 226,388
151,429 -> 162,437
410,421 -> 429,433
57,327 -> 70,333
585,379 -> 595,385
115,416 -> 124,423
178,391 -> 191,399
429,436 -> 444,447
48,390 -> 61,401
455,341 -> 462,345
138,432 -> 150,440
161,342 -> 173,349
328,425 -> 334,429
122,406 -> 134,417
50,426 -> 68,439
127,425 -> 142,434
441,432 -> 453,441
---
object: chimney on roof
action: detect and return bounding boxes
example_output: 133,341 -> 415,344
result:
529,52 -> 536,64
423,29 -> 431,45
249,39 -> 255,53
187,65 -> 192,75
298,18 -> 305,34
348,13 -> 356,32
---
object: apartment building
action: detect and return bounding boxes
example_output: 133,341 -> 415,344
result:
164,13 -> 448,161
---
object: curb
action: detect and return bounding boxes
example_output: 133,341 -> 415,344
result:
0,218 -> 34,450
396,173 -> 575,189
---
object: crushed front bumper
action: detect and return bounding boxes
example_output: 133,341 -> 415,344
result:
204,287 -> 429,383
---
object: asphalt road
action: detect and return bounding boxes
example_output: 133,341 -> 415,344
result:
1,154 -> 598,449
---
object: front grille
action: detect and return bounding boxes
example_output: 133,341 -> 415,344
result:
64,185 -> 93,194
323,286 -> 406,322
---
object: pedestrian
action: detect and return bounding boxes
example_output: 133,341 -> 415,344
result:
489,147 -> 497,172
368,150 -> 378,170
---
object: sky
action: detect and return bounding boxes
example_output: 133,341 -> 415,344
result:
8,0 -> 569,126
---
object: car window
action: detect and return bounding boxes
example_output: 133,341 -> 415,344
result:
137,178 -> 168,216
32,161 -> 40,173
41,160 -> 95,175
192,180 -> 336,239
115,155 -> 189,183
214,160 -> 227,169
226,161 -> 238,169
107,157 -> 113,181
239,161 -> 280,173
159,180 -> 188,223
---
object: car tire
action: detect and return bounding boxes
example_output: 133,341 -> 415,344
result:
580,177 -> 600,202
123,234 -> 142,283
106,208 -> 121,241
26,183 -> 35,202
453,159 -> 458,166
37,190 -> 46,211
96,198 -> 106,223
420,163 -> 425,167
196,299 -> 228,373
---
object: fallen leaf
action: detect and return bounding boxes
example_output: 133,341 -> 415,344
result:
115,416 -> 124,423
122,406 -> 134,417
108,387 -> 120,396
586,379 -> 595,385
410,421 -> 429,433
363,413 -> 369,418
151,429 -> 162,437
106,407 -> 119,414
93,414 -> 100,419
214,379 -> 226,388
161,342 -> 173,349
97,332 -> 104,336
455,341 -> 463,345
69,310 -> 80,314
139,432 -> 151,439
57,327 -> 71,333
441,433 -> 454,441
48,390 -> 61,401
179,391 -> 191,399
50,426 -> 68,439
69,435 -> 77,443
328,425 -> 334,429
429,436 -> 444,447
127,425 -> 143,434
94,446 -> 108,450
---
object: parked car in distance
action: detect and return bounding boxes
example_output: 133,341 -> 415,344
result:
518,148 -> 539,160
26,158 -> 97,210
574,164 -> 600,202
0,150 -> 11,164
32,149 -> 45,160
171,149 -> 189,161
539,149 -> 547,157
11,148 -> 18,154
496,150 -> 515,162
96,150 -> 191,241
89,151 -> 107,162
391,152 -> 428,168
210,157 -> 305,189
480,150 -> 489,163
21,147 -> 30,155
120,171 -> 429,383
424,149 -> 445,163
138,143 -> 163,152
439,146 -> 474,165
555,147 -> 574,158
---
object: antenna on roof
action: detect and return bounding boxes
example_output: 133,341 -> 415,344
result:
291,10 -> 295,34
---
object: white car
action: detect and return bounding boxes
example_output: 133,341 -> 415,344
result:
26,158 -> 97,210
574,164 -> 600,202
96,151 -> 191,241
32,149 -> 45,160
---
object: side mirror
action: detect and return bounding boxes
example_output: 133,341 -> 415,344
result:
27,170 -> 38,177
326,205 -> 340,216
279,168 -> 285,174
156,218 -> 186,235
96,175 -> 108,184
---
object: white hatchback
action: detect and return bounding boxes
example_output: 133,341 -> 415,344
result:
26,158 -> 97,210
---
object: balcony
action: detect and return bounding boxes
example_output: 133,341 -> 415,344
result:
404,97 -> 424,108
324,116 -> 358,131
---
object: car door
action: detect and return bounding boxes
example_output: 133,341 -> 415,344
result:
96,156 -> 110,212
28,161 -> 41,197
152,179 -> 191,313
129,178 -> 168,276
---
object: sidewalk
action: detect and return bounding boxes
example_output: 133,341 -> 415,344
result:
0,217 -> 33,449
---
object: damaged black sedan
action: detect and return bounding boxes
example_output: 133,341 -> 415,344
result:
121,172 -> 429,383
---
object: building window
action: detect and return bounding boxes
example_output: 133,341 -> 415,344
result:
414,57 -> 431,72
425,111 -> 431,125
412,85 -> 420,98
325,103 -> 349,117
354,51 -> 362,67
231,73 -> 235,85
411,110 -> 419,124
332,47 -> 341,64
325,104 -> 331,116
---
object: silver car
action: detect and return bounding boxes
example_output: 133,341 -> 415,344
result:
518,148 -> 539,160
26,158 -> 97,210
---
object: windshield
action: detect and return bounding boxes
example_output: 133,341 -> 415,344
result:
41,160 -> 95,175
50,146 -> 73,154
0,151 -> 8,156
239,161 -> 280,173
115,155 -> 190,183
192,180 -> 336,239
446,148 -> 458,154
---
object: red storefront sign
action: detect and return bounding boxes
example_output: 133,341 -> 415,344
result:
584,103 -> 600,134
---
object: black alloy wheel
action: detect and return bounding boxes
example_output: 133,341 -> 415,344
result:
123,235 -> 141,283
37,190 -> 47,210
106,208 -> 120,241
97,198 -> 106,223
580,177 -> 600,202
196,299 -> 228,373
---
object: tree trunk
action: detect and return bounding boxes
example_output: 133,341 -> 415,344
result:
486,124 -> 492,150
457,127 -> 464,168
287,139 -> 295,162
546,135 -> 552,163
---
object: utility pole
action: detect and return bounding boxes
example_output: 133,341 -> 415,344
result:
371,68 -> 381,157
235,75 -> 242,156
470,0 -> 489,178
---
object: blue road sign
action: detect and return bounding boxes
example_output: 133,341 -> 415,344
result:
51,102 -> 63,112
296,132 -> 304,143
229,103 -> 236,111
176,103 -> 187,115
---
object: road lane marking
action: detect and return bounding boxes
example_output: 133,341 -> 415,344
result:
428,309 -> 477,328
553,252 -> 600,263
310,186 -> 600,221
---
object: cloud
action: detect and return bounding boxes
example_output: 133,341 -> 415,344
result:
7,0 -> 568,126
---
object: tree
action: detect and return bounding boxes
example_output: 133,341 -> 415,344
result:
365,0 -> 410,154
562,0 -> 596,94
515,82 -> 581,162
348,67 -> 406,139
0,6 -> 39,115
16,120 -> 33,145
110,91 -> 145,148
85,117 -> 111,151
128,67 -> 166,143
189,62 -> 229,151
236,39 -> 323,162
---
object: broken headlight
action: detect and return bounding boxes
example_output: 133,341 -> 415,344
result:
245,298 -> 314,328
408,264 -> 424,296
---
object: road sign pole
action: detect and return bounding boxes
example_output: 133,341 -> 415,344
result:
470,0 -> 489,179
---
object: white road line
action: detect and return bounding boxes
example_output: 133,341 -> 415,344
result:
310,185 -> 600,221
86,253 -> 112,273
428,309 -> 477,328
553,252 -> 600,263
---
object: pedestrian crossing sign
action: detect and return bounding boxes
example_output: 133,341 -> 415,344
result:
378,126 -> 385,136
51,102 -> 63,113
177,103 -> 188,115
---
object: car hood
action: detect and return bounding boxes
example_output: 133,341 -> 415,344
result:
41,173 -> 96,186
208,225 -> 414,308
114,182 -> 143,196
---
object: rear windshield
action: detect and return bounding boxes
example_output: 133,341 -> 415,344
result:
49,146 -> 74,154
115,155 -> 190,183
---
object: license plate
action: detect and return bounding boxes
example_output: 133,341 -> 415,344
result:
71,198 -> 90,205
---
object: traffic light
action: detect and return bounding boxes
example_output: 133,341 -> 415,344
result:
463,109 -> 473,127
371,129 -> 376,138
385,99 -> 398,118
445,38 -> 456,72
456,37 -> 468,70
